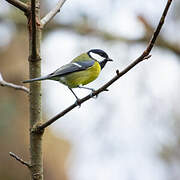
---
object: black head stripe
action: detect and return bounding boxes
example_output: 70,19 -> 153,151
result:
88,49 -> 109,59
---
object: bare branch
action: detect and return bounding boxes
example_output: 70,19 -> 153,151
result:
41,0 -> 67,28
5,0 -> 30,14
145,0 -> 172,53
0,73 -> 29,93
32,54 -> 152,132
9,152 -> 31,168
32,0 -> 173,133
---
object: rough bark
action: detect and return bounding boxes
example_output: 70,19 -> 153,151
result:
28,0 -> 44,179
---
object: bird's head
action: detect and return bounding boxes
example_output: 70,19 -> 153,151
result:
87,49 -> 113,69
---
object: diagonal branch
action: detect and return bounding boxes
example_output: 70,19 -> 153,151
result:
32,55 -> 151,133
9,152 -> 31,168
5,0 -> 30,14
41,0 -> 67,28
145,0 -> 172,53
32,0 -> 173,133
0,73 -> 29,94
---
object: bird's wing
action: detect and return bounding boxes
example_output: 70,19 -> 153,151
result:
48,60 -> 95,78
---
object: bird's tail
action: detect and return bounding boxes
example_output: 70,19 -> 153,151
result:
22,75 -> 49,83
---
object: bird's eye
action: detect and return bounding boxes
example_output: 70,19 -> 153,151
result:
89,52 -> 104,61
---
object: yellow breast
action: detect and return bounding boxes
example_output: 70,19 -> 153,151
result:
60,61 -> 101,88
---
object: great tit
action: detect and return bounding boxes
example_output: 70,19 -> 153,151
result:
23,49 -> 113,101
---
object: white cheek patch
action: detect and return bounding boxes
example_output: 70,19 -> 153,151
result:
90,52 -> 104,61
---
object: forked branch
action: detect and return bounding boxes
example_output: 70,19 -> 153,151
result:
32,0 -> 173,133
41,0 -> 67,28
5,0 -> 30,14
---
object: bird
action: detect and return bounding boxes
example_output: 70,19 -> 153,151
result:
23,49 -> 113,102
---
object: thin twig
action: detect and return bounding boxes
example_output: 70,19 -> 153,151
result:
5,0 -> 29,14
32,0 -> 173,132
0,73 -> 29,93
9,152 -> 31,168
145,0 -> 172,53
41,0 -> 67,28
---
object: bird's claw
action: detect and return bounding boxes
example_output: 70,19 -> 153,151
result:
75,99 -> 81,108
90,90 -> 98,99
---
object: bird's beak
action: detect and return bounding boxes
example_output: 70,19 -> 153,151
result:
106,58 -> 113,62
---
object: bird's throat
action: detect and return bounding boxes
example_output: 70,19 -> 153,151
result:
99,59 -> 108,70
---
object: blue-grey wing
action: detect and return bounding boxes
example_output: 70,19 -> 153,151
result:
48,60 -> 95,78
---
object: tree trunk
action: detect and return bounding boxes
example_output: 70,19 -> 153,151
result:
28,0 -> 44,179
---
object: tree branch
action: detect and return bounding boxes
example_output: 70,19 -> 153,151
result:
145,0 -> 172,53
0,73 -> 29,93
138,14 -> 180,56
32,0 -> 173,133
9,152 -> 31,168
28,0 -> 44,179
5,0 -> 30,14
32,55 -> 151,133
41,0 -> 67,28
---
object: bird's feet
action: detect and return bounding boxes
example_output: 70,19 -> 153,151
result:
89,89 -> 98,99
75,98 -> 81,108
89,88 -> 109,98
